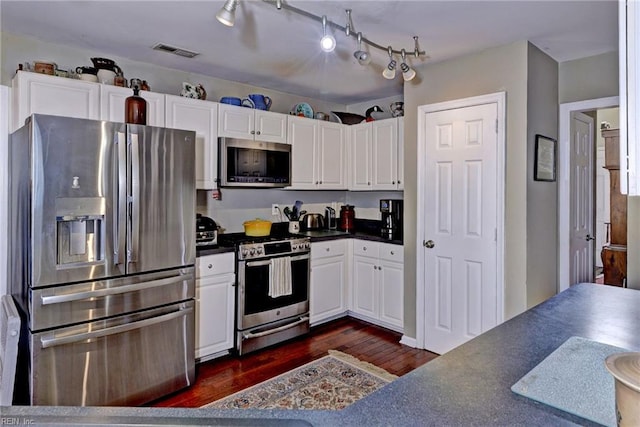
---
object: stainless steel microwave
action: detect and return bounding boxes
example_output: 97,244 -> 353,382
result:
219,137 -> 291,188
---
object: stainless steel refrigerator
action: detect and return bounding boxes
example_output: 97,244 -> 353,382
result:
8,114 -> 196,406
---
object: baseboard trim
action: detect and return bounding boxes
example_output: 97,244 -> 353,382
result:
400,335 -> 417,348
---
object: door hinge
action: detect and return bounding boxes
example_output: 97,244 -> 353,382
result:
495,118 -> 498,134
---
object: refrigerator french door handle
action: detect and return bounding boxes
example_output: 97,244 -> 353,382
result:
116,131 -> 127,268
128,132 -> 140,265
39,306 -> 193,349
40,272 -> 194,306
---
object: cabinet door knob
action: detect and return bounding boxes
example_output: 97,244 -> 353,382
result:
390,251 -> 394,255
392,181 -> 396,184
363,247 -> 367,251
256,131 -> 261,135
250,130 -> 255,135
398,180 -> 401,184
207,264 -> 213,269
326,247 -> 330,252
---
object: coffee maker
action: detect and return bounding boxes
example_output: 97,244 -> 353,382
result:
380,199 -> 403,240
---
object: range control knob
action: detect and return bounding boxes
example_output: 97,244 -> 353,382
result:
256,247 -> 263,255
291,243 -> 298,250
241,250 -> 249,258
249,248 -> 256,256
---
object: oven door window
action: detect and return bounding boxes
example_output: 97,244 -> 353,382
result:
243,257 -> 308,315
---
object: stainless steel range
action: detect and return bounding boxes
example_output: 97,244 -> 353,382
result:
223,234 -> 311,355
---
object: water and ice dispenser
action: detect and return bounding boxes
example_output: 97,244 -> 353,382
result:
55,197 -> 105,267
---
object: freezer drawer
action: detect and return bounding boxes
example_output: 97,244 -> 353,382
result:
31,267 -> 194,331
30,300 -> 195,406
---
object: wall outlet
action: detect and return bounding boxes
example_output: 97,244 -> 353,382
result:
272,204 -> 279,216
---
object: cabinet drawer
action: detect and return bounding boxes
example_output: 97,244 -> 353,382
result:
353,241 -> 380,258
311,240 -> 346,260
196,253 -> 235,278
379,244 -> 403,263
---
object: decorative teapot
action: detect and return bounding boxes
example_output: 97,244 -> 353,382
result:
180,82 -> 206,100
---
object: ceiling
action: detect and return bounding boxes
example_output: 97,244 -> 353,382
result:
0,0 -> 619,104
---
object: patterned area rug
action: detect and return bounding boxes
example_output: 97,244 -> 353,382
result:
203,350 -> 397,410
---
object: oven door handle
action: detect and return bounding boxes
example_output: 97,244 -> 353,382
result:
242,316 -> 309,340
245,254 -> 309,267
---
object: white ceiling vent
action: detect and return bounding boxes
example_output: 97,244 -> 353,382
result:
152,43 -> 200,58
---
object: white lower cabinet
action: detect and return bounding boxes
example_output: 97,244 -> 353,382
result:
310,240 -> 347,325
195,252 -> 235,361
351,240 -> 404,331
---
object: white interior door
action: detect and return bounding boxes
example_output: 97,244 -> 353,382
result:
422,102 -> 499,355
569,112 -> 595,284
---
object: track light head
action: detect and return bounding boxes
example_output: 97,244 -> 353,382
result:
400,49 -> 416,81
353,33 -> 371,66
320,15 -> 336,52
382,46 -> 396,79
216,0 -> 239,27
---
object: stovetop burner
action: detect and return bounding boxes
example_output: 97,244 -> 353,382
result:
218,232 -> 310,261
217,232 -> 294,247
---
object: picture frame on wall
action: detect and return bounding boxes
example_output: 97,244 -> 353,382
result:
534,134 -> 556,182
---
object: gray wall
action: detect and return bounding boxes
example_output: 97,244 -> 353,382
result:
559,51 -> 619,104
526,43 -> 559,307
403,41 -> 530,339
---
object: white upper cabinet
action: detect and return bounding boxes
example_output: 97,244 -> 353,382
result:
288,115 -> 347,190
100,85 -> 165,126
288,115 -> 318,189
317,121 -> 347,189
218,104 -> 287,143
350,122 -> 373,190
349,118 -> 401,191
11,71 -> 100,131
165,95 -> 219,190
372,119 -> 399,190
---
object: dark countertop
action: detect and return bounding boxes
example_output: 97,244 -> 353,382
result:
195,244 -> 235,257
4,283 -> 638,425
196,222 -> 402,258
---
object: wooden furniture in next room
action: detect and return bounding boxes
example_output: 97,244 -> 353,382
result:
600,129 -> 627,286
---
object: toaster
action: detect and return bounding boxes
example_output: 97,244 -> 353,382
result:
196,214 -> 218,246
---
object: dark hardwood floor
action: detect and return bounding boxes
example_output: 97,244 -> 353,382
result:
151,317 -> 438,408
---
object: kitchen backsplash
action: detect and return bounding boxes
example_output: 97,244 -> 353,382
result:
197,189 -> 401,233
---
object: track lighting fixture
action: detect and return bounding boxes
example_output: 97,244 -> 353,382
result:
345,9 -> 353,36
216,1 -> 428,81
400,49 -> 416,81
320,15 -> 336,52
354,32 -> 371,66
216,0 -> 239,27
382,46 -> 397,80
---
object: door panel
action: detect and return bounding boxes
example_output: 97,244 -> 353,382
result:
31,301 -> 195,406
569,112 -> 595,284
28,115 -> 119,287
423,103 -> 498,354
127,125 -> 195,274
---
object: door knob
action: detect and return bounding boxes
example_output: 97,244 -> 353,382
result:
585,234 -> 595,241
424,240 -> 435,248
